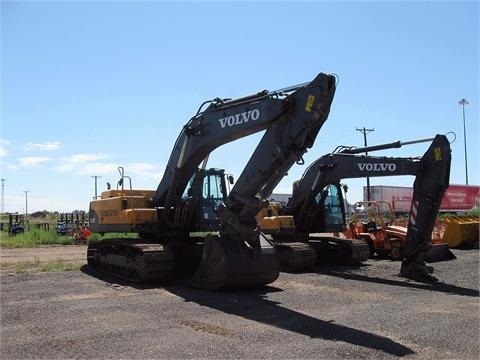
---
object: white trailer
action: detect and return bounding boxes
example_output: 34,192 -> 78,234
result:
365,184 -> 480,213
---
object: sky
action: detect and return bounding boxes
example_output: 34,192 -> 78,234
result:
1,0 -> 478,214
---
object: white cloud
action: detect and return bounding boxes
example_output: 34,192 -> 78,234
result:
128,162 -> 158,177
75,162 -> 120,176
54,153 -> 110,173
24,141 -> 61,151
123,162 -> 164,183
0,139 -> 9,157
52,154 -> 162,188
69,153 -> 108,163
19,157 -> 51,167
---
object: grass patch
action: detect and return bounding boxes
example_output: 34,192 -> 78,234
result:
0,229 -> 73,248
39,260 -> 83,272
87,232 -> 139,243
0,229 -> 140,248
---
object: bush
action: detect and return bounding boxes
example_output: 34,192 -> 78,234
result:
467,207 -> 480,216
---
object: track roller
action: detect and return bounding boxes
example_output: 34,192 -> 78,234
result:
273,242 -> 316,272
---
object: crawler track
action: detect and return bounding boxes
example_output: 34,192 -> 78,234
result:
87,239 -> 175,283
310,236 -> 371,265
273,242 -> 317,271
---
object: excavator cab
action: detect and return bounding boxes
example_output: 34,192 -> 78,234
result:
148,167 -> 232,233
296,182 -> 347,234
200,169 -> 229,221
318,183 -> 347,233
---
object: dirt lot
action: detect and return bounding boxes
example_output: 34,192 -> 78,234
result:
0,245 -> 87,264
0,246 -> 479,359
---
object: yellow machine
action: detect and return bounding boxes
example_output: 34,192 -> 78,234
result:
439,215 -> 479,248
90,188 -> 157,231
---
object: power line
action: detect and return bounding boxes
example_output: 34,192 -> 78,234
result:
356,127 -> 375,201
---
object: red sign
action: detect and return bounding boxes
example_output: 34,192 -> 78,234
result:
441,185 -> 480,210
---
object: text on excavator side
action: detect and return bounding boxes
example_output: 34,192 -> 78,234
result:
218,109 -> 261,129
100,209 -> 118,217
357,163 -> 397,171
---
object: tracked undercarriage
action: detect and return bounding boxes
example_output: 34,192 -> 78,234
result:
269,236 -> 370,272
272,241 -> 317,271
86,233 -> 280,290
87,239 -> 175,283
309,236 -> 371,265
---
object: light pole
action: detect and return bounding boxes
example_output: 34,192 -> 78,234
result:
91,175 -> 102,199
458,98 -> 469,185
1,178 -> 5,214
24,190 -> 30,215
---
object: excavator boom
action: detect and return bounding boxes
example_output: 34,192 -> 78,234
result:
400,134 -> 451,281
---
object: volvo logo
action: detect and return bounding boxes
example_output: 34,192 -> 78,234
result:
218,109 -> 261,129
357,163 -> 397,171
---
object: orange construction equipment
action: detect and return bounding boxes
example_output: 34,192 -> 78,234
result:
347,200 -> 455,262
347,201 -> 403,259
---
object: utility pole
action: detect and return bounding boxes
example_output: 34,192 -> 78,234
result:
24,190 -> 30,215
356,127 -> 375,201
1,178 -> 5,214
458,98 -> 469,185
91,175 -> 102,199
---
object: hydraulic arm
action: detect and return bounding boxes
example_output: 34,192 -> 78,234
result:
156,73 -> 337,290
399,135 -> 451,281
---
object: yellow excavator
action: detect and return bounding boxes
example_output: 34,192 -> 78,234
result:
87,72 -> 337,290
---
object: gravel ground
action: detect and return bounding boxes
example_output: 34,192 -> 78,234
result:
0,245 -> 86,264
1,249 -> 478,359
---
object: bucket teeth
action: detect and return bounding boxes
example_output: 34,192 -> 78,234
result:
425,244 -> 456,263
400,260 -> 438,282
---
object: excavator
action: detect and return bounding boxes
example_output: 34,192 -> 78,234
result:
87,72 -> 337,290
258,134 -> 452,281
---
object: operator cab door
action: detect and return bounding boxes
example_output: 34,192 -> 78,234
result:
201,169 -> 228,229
315,183 -> 346,233
182,169 -> 230,231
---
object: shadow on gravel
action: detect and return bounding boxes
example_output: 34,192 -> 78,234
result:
81,265 -> 414,356
317,267 -> 479,297
80,265 -> 167,290
165,285 -> 415,357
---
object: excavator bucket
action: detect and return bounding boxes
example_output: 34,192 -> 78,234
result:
191,234 -> 280,291
440,216 -> 480,249
425,243 -> 456,263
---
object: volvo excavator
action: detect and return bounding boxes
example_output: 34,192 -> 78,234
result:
87,72 -> 337,290
258,134 -> 452,282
